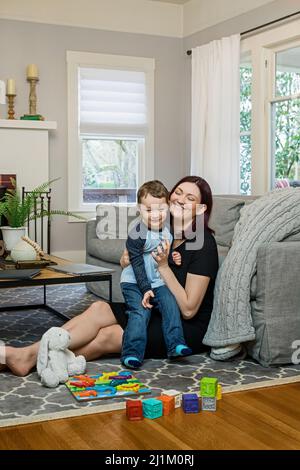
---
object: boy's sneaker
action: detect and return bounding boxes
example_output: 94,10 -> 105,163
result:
122,356 -> 142,369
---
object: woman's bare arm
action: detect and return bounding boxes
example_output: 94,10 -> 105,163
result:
154,240 -> 210,319
158,264 -> 210,319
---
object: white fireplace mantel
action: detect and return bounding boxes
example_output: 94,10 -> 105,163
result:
0,119 -> 57,191
0,119 -> 57,130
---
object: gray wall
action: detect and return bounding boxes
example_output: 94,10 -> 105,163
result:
1,0 -> 299,252
0,19 -> 184,254
182,0 -> 300,174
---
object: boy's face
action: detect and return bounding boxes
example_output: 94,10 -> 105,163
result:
139,194 -> 169,230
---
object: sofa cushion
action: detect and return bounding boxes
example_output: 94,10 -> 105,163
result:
217,245 -> 229,265
210,197 -> 246,247
88,238 -> 126,264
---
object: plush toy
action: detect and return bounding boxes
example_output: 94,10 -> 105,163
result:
37,327 -> 86,388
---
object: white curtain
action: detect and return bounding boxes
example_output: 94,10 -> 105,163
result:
191,34 -> 241,194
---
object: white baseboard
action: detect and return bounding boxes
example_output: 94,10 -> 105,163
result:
51,250 -> 86,263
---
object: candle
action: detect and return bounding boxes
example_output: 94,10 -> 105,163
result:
6,79 -> 16,95
26,64 -> 39,79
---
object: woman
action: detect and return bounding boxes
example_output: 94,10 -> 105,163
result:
3,176 -> 219,376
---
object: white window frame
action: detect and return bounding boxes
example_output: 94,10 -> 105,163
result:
241,18 -> 300,195
67,51 -> 155,219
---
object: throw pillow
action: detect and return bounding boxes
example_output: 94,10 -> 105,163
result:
209,197 -> 246,247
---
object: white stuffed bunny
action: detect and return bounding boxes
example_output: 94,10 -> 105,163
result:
37,327 -> 86,388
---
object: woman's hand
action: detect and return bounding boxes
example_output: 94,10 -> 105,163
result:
120,249 -> 130,268
152,239 -> 171,269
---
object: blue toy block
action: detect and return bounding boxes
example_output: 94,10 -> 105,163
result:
182,393 -> 200,413
142,398 -> 163,419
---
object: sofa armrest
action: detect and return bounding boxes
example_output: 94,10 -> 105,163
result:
248,242 -> 300,366
86,219 -> 97,249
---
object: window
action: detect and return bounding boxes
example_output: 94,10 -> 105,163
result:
240,52 -> 252,195
241,18 -> 300,194
67,52 -> 155,215
270,45 -> 300,187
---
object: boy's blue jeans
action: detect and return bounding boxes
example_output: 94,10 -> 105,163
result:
121,282 -> 187,363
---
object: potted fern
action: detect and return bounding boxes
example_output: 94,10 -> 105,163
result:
0,178 -> 84,251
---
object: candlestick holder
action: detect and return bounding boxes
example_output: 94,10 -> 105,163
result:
28,77 -> 38,115
6,94 -> 16,119
21,77 -> 44,121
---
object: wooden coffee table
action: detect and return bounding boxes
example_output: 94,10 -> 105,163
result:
0,256 -> 114,320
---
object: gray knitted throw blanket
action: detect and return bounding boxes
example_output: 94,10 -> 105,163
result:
203,188 -> 300,347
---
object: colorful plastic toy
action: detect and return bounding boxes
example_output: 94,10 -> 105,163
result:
65,370 -> 151,402
200,377 -> 218,398
142,398 -> 163,419
126,399 -> 143,421
77,390 -> 98,398
217,384 -> 222,400
201,396 -> 217,411
182,393 -> 200,413
156,395 -> 175,415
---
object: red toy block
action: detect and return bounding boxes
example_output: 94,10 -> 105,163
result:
126,399 -> 143,421
156,395 -> 175,415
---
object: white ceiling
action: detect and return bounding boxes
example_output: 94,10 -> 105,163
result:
149,0 -> 190,4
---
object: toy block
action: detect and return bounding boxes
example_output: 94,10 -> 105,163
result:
201,396 -> 217,411
156,395 -> 175,415
182,393 -> 200,414
217,384 -> 222,400
162,390 -> 181,408
126,399 -> 143,421
142,398 -> 163,419
200,377 -> 218,398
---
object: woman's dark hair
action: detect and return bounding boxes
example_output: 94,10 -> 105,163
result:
169,175 -> 214,234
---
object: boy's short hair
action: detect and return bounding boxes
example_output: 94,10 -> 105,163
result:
137,180 -> 169,204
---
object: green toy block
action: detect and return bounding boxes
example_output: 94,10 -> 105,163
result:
200,377 -> 218,398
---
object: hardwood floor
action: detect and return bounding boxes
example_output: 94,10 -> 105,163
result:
1,383 -> 300,450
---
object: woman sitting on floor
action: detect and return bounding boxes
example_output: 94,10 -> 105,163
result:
1,176 -> 219,376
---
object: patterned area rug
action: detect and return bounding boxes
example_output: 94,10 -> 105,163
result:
1,284 -> 300,428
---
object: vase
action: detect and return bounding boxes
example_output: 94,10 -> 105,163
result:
11,239 -> 37,262
0,226 -> 27,252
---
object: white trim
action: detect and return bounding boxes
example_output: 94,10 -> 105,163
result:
0,119 -> 57,130
0,0 -> 183,38
66,51 -> 155,72
67,51 -> 154,214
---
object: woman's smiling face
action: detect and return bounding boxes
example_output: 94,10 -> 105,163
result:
169,182 -> 202,220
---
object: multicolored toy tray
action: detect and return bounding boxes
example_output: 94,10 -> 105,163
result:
65,371 -> 152,402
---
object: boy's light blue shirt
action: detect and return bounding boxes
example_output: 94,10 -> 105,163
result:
120,225 -> 172,290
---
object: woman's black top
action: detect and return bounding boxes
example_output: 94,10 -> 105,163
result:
110,228 -> 219,358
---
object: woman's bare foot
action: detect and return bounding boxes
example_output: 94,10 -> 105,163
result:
5,344 -> 39,377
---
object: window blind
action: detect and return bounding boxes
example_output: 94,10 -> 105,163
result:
80,67 -> 147,136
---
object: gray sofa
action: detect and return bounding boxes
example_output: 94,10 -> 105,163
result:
86,196 -> 300,366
